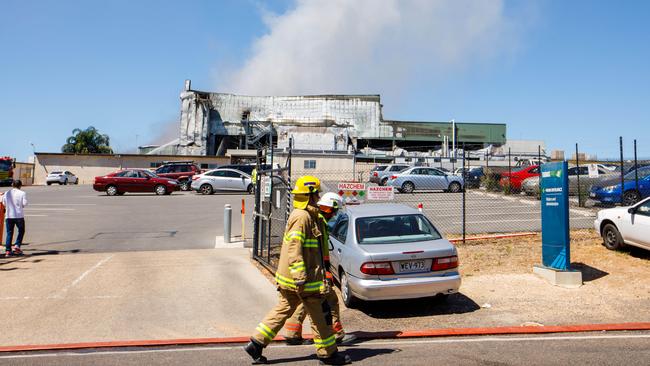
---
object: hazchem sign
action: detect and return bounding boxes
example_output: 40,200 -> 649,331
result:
540,161 -> 570,270
367,186 -> 394,200
337,182 -> 366,204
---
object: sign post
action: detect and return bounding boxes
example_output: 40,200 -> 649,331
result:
533,161 -> 582,288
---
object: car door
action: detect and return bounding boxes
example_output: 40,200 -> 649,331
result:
328,214 -> 349,278
626,200 -> 650,248
207,170 -> 229,190
130,170 -> 150,192
426,168 -> 445,190
113,170 -> 133,192
226,170 -> 248,191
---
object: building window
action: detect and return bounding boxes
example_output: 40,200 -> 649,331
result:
304,160 -> 316,169
201,163 -> 209,169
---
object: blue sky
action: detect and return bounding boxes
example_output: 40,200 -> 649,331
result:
1,0 -> 648,162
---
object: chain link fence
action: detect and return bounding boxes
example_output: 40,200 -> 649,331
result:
252,138 -> 648,270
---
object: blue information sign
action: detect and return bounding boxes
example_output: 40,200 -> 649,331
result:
540,161 -> 570,270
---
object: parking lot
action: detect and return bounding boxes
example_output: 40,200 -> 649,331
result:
10,185 -> 254,254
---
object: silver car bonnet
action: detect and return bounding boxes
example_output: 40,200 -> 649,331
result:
357,239 -> 457,262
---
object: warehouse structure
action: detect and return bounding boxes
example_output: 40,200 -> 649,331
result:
148,80 -> 507,157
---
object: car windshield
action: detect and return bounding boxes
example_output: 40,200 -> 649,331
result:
372,166 -> 387,171
625,166 -> 650,179
356,214 -> 442,244
50,171 -> 62,175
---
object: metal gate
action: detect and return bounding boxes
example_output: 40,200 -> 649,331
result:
252,150 -> 292,272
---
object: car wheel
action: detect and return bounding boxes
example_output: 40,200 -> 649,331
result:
180,181 -> 190,191
401,181 -> 415,193
74,179 -> 78,185
200,184 -> 213,195
602,223 -> 625,250
448,182 -> 462,193
247,184 -> 254,194
380,177 -> 388,186
106,185 -> 118,196
63,179 -> 68,185
47,182 -> 51,186
623,190 -> 641,206
155,184 -> 167,196
340,271 -> 358,308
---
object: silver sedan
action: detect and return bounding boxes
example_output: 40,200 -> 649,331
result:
388,167 -> 464,193
328,203 -> 461,307
190,168 -> 253,195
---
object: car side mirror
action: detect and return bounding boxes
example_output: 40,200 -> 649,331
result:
628,207 -> 635,214
328,239 -> 334,251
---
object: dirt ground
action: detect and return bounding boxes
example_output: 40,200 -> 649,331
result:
254,230 -> 650,333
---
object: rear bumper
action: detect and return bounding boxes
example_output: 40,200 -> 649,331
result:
92,184 -> 105,192
348,272 -> 461,301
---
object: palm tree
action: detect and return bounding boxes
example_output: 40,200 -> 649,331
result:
61,126 -> 113,154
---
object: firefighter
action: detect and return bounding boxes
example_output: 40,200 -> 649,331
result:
244,176 -> 351,365
284,192 -> 357,346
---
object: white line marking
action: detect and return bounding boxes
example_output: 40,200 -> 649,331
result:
49,254 -> 114,299
435,212 -> 540,218
30,204 -> 96,206
25,215 -> 48,217
0,295 -> 121,301
0,333 -> 648,359
25,208 -> 75,211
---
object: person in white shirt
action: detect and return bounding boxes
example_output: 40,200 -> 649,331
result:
1,180 -> 27,256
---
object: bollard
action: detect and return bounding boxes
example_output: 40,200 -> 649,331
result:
224,204 -> 232,244
241,199 -> 246,241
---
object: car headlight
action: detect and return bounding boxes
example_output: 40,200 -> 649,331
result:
603,185 -> 618,192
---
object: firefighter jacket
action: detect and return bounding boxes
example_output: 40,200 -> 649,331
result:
275,204 -> 326,294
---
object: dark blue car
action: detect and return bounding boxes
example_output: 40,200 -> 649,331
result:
590,166 -> 650,205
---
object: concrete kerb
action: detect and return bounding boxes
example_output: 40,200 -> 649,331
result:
1,322 -> 649,353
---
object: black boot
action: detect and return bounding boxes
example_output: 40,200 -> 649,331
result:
243,339 -> 268,364
319,352 -> 352,365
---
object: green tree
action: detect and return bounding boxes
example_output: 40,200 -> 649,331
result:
61,126 -> 113,154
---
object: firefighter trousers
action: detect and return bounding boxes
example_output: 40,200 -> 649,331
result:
252,288 -> 337,358
284,287 -> 344,340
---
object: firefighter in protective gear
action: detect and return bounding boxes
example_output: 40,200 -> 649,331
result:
284,192 -> 356,346
244,176 -> 352,365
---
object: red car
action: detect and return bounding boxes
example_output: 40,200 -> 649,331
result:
500,165 -> 540,191
93,169 -> 180,196
154,161 -> 201,191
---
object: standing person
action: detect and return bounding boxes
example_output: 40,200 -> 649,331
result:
2,180 -> 27,256
244,176 -> 351,365
284,192 -> 356,346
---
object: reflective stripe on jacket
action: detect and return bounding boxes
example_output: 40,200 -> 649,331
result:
275,204 -> 325,293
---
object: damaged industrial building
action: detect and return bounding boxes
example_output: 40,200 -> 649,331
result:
148,80 -> 507,159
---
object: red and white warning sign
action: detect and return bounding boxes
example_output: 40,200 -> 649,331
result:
337,182 -> 367,204
367,186 -> 394,201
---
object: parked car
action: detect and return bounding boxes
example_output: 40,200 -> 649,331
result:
594,196 -> 650,251
327,203 -> 461,307
388,167 -> 464,193
367,165 -> 389,184
590,165 -> 650,205
93,169 -> 179,196
369,164 -> 411,186
46,171 -> 78,185
499,165 -> 540,192
154,161 -> 201,191
453,167 -> 485,189
191,168 -> 253,195
521,166 -> 617,196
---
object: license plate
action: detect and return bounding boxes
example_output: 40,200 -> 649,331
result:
399,260 -> 426,273
590,192 -> 596,198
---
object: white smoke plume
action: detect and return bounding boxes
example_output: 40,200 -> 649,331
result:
221,0 -> 531,103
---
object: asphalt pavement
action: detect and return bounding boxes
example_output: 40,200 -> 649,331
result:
1,332 -> 648,365
2,185 -> 254,253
